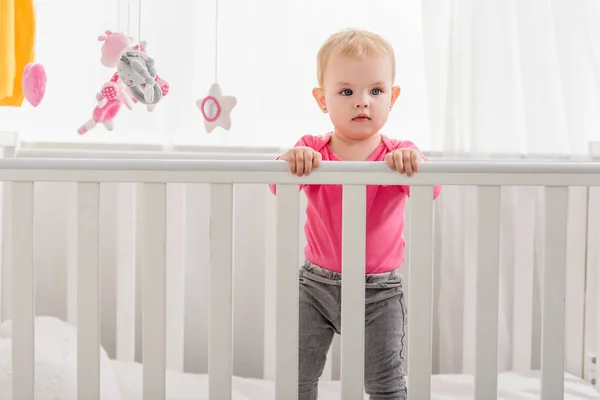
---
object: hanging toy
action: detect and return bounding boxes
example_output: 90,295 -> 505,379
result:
22,0 -> 47,107
197,83 -> 237,133
195,0 -> 236,133
97,30 -> 134,68
22,62 -> 46,107
103,74 -> 135,110
115,41 -> 170,112
77,76 -> 134,134
107,69 -> 169,112
77,79 -> 133,135
117,50 -> 162,105
97,35 -> 170,112
77,93 -> 122,135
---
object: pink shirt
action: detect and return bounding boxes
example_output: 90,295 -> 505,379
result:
269,133 -> 442,274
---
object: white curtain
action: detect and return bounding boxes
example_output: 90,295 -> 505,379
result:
4,0 -> 595,149
1,0 -> 599,377
421,0 -> 600,376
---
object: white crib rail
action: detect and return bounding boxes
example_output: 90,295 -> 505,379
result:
4,159 -> 600,399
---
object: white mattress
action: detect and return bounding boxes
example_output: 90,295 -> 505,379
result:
111,360 -> 600,400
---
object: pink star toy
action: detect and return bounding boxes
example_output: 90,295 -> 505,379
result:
196,83 -> 237,133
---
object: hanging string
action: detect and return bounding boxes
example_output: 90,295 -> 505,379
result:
127,0 -> 131,40
137,0 -> 142,49
214,0 -> 219,82
117,0 -> 120,32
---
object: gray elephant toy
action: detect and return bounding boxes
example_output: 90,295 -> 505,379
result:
117,51 -> 162,105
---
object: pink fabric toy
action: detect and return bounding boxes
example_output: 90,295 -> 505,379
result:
98,31 -> 133,68
22,62 -> 47,107
77,94 -> 122,135
77,78 -> 133,135
101,40 -> 169,111
131,41 -> 147,53
105,73 -> 134,109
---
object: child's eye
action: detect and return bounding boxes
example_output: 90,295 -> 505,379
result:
340,89 -> 353,96
371,88 -> 382,95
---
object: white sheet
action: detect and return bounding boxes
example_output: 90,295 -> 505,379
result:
111,360 -> 600,400
0,317 -> 122,400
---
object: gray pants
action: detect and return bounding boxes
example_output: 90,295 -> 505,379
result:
298,261 -> 407,400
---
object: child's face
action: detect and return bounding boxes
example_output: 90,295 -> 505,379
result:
313,54 -> 400,140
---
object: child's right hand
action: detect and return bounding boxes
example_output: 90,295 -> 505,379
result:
281,146 -> 322,176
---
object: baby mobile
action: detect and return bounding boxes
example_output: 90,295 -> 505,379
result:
77,0 -> 170,135
196,0 -> 237,133
0,0 -> 47,107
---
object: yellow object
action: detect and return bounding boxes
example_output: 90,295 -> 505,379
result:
0,0 -> 35,107
0,0 -> 16,99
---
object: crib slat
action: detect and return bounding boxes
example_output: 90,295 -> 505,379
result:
11,182 -> 34,399
512,187 -> 535,371
407,186 -> 434,400
541,186 -> 568,399
142,183 -> 167,400
475,186 -> 501,398
209,183 -> 234,400
77,183 -> 101,399
564,187 -> 587,377
340,185 -> 367,399
116,183 -> 136,362
1,180 -> 12,321
275,184 -> 300,399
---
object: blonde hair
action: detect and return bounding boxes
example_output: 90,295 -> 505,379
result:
316,28 -> 396,87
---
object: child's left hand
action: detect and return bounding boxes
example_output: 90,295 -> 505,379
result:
385,149 -> 420,176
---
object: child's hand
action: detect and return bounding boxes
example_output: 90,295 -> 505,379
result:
281,146 -> 322,176
385,149 -> 420,176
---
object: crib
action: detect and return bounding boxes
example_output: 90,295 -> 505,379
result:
1,134 -> 600,399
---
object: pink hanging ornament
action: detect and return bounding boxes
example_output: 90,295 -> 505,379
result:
22,62 -> 47,107
195,2 -> 236,133
197,83 -> 236,133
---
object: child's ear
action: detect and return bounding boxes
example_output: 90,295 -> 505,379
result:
312,87 -> 327,113
391,86 -> 401,106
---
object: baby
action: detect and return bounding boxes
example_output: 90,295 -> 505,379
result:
271,28 -> 442,399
